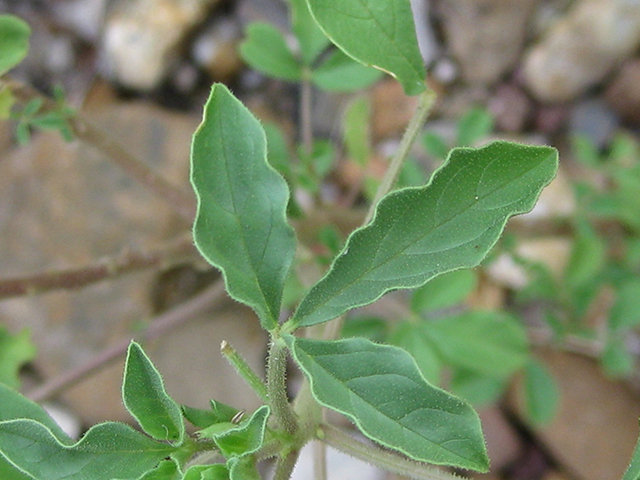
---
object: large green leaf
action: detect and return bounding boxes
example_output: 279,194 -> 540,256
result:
289,141 -> 558,328
0,15 -> 30,76
123,342 -> 184,444
0,420 -> 175,480
288,336 -> 489,471
239,23 -> 302,81
191,83 -> 296,330
0,327 -> 36,389
305,0 -> 425,95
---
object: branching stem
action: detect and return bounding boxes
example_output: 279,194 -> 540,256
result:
267,336 -> 298,435
273,449 -> 300,480
220,340 -> 269,402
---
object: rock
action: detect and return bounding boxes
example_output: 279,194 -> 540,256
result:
52,0 -> 109,42
523,0 -> 640,103
191,16 -> 244,82
478,406 -> 523,471
488,83 -> 532,132
436,0 -> 538,85
102,0 -> 222,90
569,98 -> 619,149
510,350 -> 640,480
237,0 -> 290,29
605,58 -> 640,124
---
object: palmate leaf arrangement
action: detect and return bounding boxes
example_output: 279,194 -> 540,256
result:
6,1 -> 630,479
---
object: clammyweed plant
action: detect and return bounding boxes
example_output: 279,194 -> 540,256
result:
12,2 -> 640,480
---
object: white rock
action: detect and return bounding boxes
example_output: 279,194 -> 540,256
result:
524,0 -> 640,102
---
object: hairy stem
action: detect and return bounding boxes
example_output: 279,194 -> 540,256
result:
313,440 -> 327,480
267,336 -> 298,435
4,78 -> 196,222
27,280 -> 227,402
0,233 -> 196,299
273,449 -> 300,480
364,88 -> 437,224
220,340 -> 269,402
320,424 -> 469,480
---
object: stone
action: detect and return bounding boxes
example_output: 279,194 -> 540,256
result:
605,58 -> 640,124
52,0 -> 109,42
569,98 -> 619,150
510,350 -> 640,480
523,0 -> 640,103
436,0 -> 538,85
191,16 -> 244,82
102,0 -> 222,90
488,83 -> 532,133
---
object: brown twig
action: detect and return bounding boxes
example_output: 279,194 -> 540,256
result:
26,279 -> 227,402
3,78 -> 196,222
0,233 -> 198,300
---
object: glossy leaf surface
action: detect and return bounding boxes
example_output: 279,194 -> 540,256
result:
191,83 -> 296,329
0,420 -> 175,480
291,141 -> 558,328
123,342 -> 184,444
305,0 -> 425,95
239,23 -> 302,81
288,336 -> 489,471
0,15 -> 30,76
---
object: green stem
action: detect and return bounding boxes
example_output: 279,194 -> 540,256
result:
267,336 -> 299,435
220,340 -> 269,402
313,440 -> 327,480
273,449 -> 300,480
364,88 -> 437,225
300,70 -> 313,156
320,424 -> 469,480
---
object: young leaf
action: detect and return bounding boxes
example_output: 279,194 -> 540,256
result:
421,311 -> 529,378
182,400 -> 239,429
289,141 -> 558,328
239,23 -> 302,81
305,0 -> 426,95
290,0 -> 330,65
287,336 -> 489,471
523,360 -> 559,425
208,406 -> 270,458
311,49 -> 382,92
563,221 -> 606,290
191,83 -> 296,330
228,456 -> 261,480
343,96 -> 372,167
609,278 -> 640,333
123,342 -> 184,444
449,369 -> 507,408
0,15 -> 30,76
0,420 -> 176,480
422,131 -> 449,160
410,269 -> 477,314
138,458 -> 181,480
183,464 -> 229,480
0,326 -> 36,389
456,107 -> 494,147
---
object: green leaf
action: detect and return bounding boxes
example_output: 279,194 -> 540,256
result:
421,311 -> 529,378
228,456 -> 260,480
138,458 -> 181,480
449,369 -> 507,408
0,420 -> 176,480
0,86 -> 15,119
410,269 -> 477,315
208,406 -> 270,458
0,15 -> 31,76
570,134 -> 600,167
563,221 -> 606,290
601,337 -> 634,378
343,96 -> 372,167
288,336 -> 489,471
311,49 -> 382,92
341,316 -> 388,342
422,131 -> 449,160
389,322 -> 441,384
290,0 -> 330,65
123,342 -> 184,444
0,457 -> 31,480
609,278 -> 640,332
523,360 -> 558,425
305,0 -> 426,96
623,420 -> 640,480
0,326 -> 36,389
191,83 -> 296,330
456,107 -> 494,147
183,464 -> 229,480
239,23 -> 302,81
182,400 -> 239,429
290,141 -> 558,328
264,123 -> 292,180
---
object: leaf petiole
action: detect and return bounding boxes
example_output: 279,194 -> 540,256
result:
220,340 -> 269,403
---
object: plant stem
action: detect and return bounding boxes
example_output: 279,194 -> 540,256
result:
320,424 -> 470,480
273,449 -> 300,480
27,279 -> 227,402
0,233 -> 196,299
267,336 -> 298,435
220,340 -> 269,402
300,71 -> 313,156
4,78 -> 196,222
364,88 -> 437,224
313,440 -> 327,480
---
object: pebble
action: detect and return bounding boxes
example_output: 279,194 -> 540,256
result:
52,0 -> 109,42
605,58 -> 640,124
436,0 -> 538,85
523,0 -> 640,102
488,82 -> 532,132
569,98 -> 619,149
191,16 -> 244,82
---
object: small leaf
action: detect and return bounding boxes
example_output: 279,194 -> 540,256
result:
0,420 -> 176,480
389,322 -> 441,384
623,420 -> 640,480
288,336 -> 489,471
609,278 -> 640,333
422,311 -> 529,378
563,221 -> 606,290
123,342 -> 184,444
239,23 -> 302,81
456,107 -> 494,147
311,48 -> 382,92
449,369 -> 507,408
182,400 -> 239,429
290,0 -> 330,65
0,86 -> 16,119
422,131 -> 449,160
183,464 -> 229,480
0,15 -> 31,76
208,406 -> 270,458
191,83 -> 296,329
306,0 -> 425,95
523,360 -> 559,425
290,141 -> 558,328
228,456 -> 260,480
343,96 -> 372,167
410,269 -> 477,315
0,326 -> 36,389
138,458 -> 181,480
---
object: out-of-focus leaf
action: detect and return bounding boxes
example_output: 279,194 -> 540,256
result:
523,360 -> 559,425
410,269 -> 477,315
239,23 -> 302,81
0,327 -> 36,389
0,15 -> 31,76
389,322 -> 441,384
456,107 -> 494,147
311,48 -> 382,92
